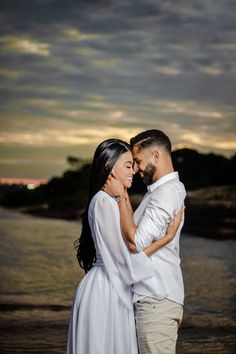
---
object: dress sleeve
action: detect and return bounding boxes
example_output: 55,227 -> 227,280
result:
92,195 -> 155,286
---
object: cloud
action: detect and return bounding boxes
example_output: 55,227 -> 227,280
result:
0,0 -> 236,175
0,36 -> 50,56
63,28 -> 101,42
0,126 -> 142,146
23,99 -> 58,107
90,59 -> 121,69
180,132 -> 205,145
0,158 -> 65,165
154,66 -> 181,75
57,104 -> 142,125
84,101 -> 113,109
179,131 -> 236,153
199,66 -> 222,76
76,47 -> 98,56
110,110 -> 124,119
210,44 -> 236,51
214,141 -> 236,150
0,69 -> 21,78
149,100 -> 224,119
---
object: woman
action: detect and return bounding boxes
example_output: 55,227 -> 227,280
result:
67,139 -> 182,354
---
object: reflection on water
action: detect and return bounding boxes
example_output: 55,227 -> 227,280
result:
179,236 -> 236,353
0,207 -> 235,354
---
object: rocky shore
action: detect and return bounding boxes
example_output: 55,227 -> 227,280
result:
184,185 -> 236,239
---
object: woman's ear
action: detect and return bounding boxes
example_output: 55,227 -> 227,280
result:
110,169 -> 116,178
107,171 -> 113,180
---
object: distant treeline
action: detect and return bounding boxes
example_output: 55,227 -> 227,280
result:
0,149 -> 235,218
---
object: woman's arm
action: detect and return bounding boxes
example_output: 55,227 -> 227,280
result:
118,191 -> 184,255
103,176 -> 184,255
143,208 -> 184,256
125,190 -> 133,216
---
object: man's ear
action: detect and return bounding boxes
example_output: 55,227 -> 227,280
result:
152,150 -> 159,163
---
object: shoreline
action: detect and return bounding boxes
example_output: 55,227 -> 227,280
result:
2,185 -> 236,240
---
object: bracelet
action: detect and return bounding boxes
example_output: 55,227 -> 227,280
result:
113,195 -> 127,203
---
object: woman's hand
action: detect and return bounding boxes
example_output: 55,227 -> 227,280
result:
103,174 -> 125,198
166,206 -> 184,241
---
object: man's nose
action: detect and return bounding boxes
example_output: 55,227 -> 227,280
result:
133,161 -> 139,173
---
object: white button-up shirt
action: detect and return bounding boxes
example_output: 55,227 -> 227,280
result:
132,172 -> 186,305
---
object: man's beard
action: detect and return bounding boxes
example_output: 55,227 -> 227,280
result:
142,163 -> 157,185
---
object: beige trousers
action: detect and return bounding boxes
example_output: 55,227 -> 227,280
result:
134,298 -> 183,354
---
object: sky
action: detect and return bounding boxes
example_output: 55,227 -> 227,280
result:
0,0 -> 236,179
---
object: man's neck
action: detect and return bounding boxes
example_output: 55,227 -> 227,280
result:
153,167 -> 174,183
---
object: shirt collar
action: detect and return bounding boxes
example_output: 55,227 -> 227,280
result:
147,171 -> 179,193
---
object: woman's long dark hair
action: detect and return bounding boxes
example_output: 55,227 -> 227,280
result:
75,138 -> 130,273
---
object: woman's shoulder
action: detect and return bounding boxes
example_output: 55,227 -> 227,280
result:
91,190 -> 113,203
89,190 -> 117,213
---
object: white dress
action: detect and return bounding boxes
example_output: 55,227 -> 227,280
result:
67,190 -> 155,354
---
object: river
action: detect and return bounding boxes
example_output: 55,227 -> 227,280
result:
0,207 -> 235,353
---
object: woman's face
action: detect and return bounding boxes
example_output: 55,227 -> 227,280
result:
112,150 -> 135,188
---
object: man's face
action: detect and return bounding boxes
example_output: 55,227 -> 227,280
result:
132,146 -> 157,185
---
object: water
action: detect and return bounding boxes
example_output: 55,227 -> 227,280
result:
0,207 -> 235,354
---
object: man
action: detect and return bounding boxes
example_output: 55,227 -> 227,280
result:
114,129 -> 186,354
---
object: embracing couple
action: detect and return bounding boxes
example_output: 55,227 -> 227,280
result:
67,129 -> 186,354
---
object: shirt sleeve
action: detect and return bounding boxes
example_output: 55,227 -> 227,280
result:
92,195 -> 155,286
135,185 -> 180,252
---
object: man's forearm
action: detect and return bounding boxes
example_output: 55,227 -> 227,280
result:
118,197 -> 137,251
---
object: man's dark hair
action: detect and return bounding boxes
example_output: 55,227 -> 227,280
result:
130,129 -> 171,154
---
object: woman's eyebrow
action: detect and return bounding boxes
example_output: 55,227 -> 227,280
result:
125,160 -> 133,165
